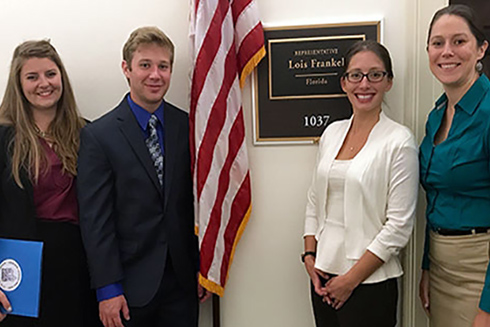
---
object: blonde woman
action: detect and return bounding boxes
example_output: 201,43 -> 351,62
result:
0,40 -> 99,327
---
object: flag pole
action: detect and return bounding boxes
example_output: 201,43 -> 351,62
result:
213,295 -> 221,327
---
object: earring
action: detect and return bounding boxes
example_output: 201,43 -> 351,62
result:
476,61 -> 484,73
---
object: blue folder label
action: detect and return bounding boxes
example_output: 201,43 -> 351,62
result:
0,259 -> 22,291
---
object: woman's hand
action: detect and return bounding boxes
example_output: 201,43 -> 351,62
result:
323,250 -> 383,310
419,269 -> 430,316
304,255 -> 328,296
324,274 -> 357,310
0,290 -> 12,322
472,309 -> 490,327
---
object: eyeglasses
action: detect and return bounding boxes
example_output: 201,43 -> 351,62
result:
343,71 -> 388,83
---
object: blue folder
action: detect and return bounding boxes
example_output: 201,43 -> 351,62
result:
0,238 -> 43,317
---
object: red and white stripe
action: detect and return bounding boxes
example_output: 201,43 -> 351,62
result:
189,0 -> 265,296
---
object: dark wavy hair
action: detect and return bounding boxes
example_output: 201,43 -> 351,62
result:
427,4 -> 487,47
342,40 -> 394,79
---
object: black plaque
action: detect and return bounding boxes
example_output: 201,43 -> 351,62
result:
253,22 -> 381,144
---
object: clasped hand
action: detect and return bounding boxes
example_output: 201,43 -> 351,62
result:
321,274 -> 356,310
304,257 -> 356,310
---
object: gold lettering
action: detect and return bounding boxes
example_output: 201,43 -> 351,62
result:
288,59 -> 308,70
310,57 -> 345,69
294,48 -> 339,56
306,78 -> 329,85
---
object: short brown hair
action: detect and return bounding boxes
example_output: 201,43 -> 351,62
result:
122,26 -> 175,68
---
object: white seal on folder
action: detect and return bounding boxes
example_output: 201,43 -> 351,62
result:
0,259 -> 22,291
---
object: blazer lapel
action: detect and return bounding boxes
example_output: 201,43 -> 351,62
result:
116,100 -> 163,196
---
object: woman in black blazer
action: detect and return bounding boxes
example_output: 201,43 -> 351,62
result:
0,40 -> 100,327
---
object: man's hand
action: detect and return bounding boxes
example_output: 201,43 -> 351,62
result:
0,291 -> 11,322
99,295 -> 130,327
198,283 -> 212,303
197,273 -> 212,303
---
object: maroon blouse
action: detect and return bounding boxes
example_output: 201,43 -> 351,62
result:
32,138 -> 78,224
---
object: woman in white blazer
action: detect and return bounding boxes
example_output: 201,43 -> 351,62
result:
302,40 -> 419,327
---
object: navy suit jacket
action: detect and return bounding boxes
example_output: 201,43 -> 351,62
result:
77,96 -> 198,307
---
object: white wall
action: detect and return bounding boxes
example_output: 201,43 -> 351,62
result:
0,0 -> 193,118
0,0 -> 446,326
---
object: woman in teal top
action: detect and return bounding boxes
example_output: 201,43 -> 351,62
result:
419,5 -> 490,327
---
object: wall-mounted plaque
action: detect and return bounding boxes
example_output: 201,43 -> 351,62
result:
253,21 -> 381,144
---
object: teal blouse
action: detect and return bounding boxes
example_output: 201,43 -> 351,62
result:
420,74 -> 490,312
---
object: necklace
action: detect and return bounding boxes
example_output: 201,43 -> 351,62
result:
34,125 -> 50,139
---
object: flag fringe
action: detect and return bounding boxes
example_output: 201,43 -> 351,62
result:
239,46 -> 266,88
199,202 -> 252,296
199,273 -> 225,296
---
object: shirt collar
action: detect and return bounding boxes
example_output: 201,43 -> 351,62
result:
434,74 -> 490,115
457,74 -> 490,115
127,94 -> 164,131
434,93 -> 447,111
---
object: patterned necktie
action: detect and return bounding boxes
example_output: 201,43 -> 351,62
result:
145,114 -> 164,186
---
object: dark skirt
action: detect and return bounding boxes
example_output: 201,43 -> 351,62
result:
311,275 -> 398,327
3,220 -> 101,327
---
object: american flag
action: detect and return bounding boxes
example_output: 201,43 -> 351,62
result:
189,0 -> 265,296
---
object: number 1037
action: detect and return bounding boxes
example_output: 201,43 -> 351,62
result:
304,114 -> 330,128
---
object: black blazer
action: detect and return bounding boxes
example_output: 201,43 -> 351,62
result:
77,97 -> 198,307
0,126 -> 38,240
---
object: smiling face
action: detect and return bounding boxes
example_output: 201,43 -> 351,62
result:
20,57 -> 62,114
341,50 -> 393,115
122,43 -> 172,113
427,14 -> 488,90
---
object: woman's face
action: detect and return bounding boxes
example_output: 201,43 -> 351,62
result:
427,14 -> 487,89
20,57 -> 62,113
341,50 -> 392,115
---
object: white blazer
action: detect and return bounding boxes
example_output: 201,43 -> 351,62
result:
304,112 -> 418,273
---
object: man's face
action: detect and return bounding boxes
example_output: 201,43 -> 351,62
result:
122,43 -> 172,112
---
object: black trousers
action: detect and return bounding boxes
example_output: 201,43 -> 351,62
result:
3,220 -> 101,327
124,255 -> 198,327
311,276 -> 398,327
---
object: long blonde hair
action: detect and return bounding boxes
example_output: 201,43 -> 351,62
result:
0,40 -> 85,187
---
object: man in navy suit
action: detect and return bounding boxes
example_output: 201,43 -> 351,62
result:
77,26 -> 207,327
